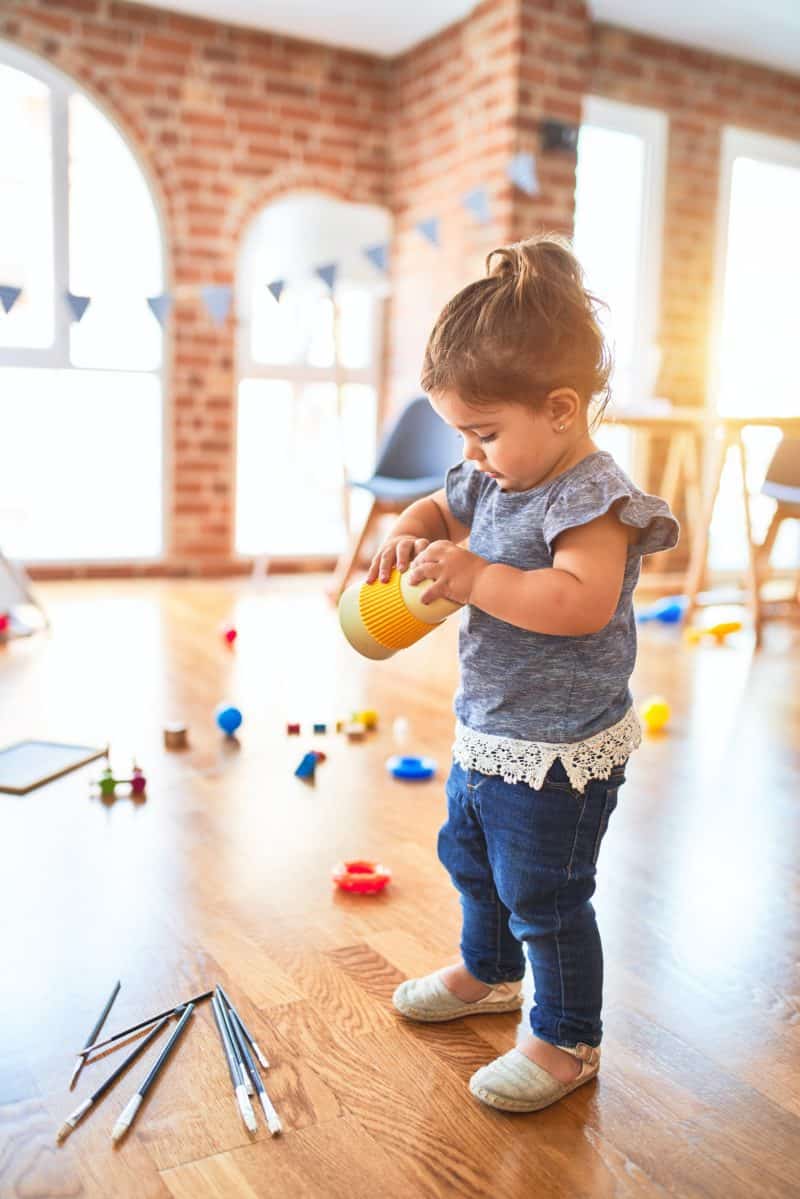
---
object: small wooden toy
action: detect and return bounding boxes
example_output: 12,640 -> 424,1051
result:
215,704 -> 242,737
331,859 -> 391,894
684,620 -> 742,646
352,709 -> 378,730
163,723 -> 188,750
335,720 -> 345,734
344,722 -> 366,741
287,723 -> 301,735
312,750 -> 327,763
221,624 -> 237,645
640,696 -> 671,733
313,722 -> 327,734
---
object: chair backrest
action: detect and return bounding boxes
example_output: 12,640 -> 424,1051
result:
373,396 -> 463,481
762,437 -> 800,508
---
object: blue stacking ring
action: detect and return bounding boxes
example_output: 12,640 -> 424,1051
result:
386,754 -> 437,781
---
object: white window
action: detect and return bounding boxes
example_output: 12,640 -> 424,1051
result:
708,127 -> 800,571
574,96 -> 667,474
0,43 -> 166,562
236,193 -> 390,558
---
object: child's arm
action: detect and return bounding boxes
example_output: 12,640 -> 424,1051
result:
366,489 -> 472,584
408,510 -> 633,636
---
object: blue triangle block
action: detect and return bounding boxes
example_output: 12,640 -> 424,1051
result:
0,285 -> 22,315
363,243 -> 389,274
66,291 -> 91,322
462,185 -> 491,225
146,292 -> 173,326
315,263 -> 338,293
294,751 -> 317,780
415,217 -> 440,247
201,284 -> 232,326
267,279 -> 285,303
506,152 -> 540,196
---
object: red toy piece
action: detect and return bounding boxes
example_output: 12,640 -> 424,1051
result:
0,612 -> 9,634
331,860 -> 391,894
130,765 -> 147,796
222,625 -> 237,645
287,723 -> 301,735
312,750 -> 326,763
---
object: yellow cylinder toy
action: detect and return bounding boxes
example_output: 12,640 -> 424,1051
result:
338,569 -> 462,660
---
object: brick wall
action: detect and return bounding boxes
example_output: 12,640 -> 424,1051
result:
4,0 -> 800,573
1,0 -> 389,573
387,0 -> 591,402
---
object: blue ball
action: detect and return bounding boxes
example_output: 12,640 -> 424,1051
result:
215,704 -> 243,736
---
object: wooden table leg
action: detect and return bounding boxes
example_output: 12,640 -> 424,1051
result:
684,426 -> 730,625
734,430 -> 763,647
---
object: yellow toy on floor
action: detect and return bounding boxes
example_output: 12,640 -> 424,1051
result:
640,696 -> 671,733
684,620 -> 742,645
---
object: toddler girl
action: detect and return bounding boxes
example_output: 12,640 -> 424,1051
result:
368,235 -> 678,1113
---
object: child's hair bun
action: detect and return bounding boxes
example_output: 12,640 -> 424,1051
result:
485,237 -> 587,319
421,233 -> 611,413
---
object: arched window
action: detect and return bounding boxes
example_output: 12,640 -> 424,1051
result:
236,192 -> 391,559
0,43 -> 166,562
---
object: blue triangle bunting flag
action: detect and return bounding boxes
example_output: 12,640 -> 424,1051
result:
146,292 -> 173,326
462,185 -> 492,225
415,217 -> 440,247
0,285 -> 22,315
315,263 -> 338,293
506,152 -> 540,196
66,291 -> 91,323
267,279 -> 285,303
364,243 -> 389,274
201,284 -> 232,326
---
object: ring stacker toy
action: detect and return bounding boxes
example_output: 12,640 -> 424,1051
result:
386,754 -> 437,781
332,859 -> 391,894
339,569 -> 461,660
163,722 -> 189,750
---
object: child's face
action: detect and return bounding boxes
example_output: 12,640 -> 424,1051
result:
429,389 -> 580,493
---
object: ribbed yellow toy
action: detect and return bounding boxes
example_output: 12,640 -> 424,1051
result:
338,568 -> 462,660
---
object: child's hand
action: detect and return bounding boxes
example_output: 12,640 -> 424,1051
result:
407,541 -> 488,606
366,536 -> 431,584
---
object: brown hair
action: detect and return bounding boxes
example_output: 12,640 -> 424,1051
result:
420,234 -> 612,423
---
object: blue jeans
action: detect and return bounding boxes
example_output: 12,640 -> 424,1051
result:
438,758 -> 625,1049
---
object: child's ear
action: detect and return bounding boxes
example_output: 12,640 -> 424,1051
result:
545,388 -> 581,432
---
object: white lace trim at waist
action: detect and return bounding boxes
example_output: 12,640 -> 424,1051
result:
452,707 -> 641,793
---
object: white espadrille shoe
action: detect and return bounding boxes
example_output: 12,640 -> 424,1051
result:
392,972 -> 523,1023
469,1042 -> 600,1112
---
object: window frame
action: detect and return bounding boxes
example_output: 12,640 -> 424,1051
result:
709,124 -> 800,417
234,192 -> 387,561
0,40 -> 171,565
579,95 -> 668,409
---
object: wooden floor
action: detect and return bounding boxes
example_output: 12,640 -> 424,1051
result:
2,577 -> 799,1199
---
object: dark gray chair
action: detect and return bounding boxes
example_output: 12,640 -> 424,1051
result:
759,437 -> 800,561
330,396 -> 463,599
